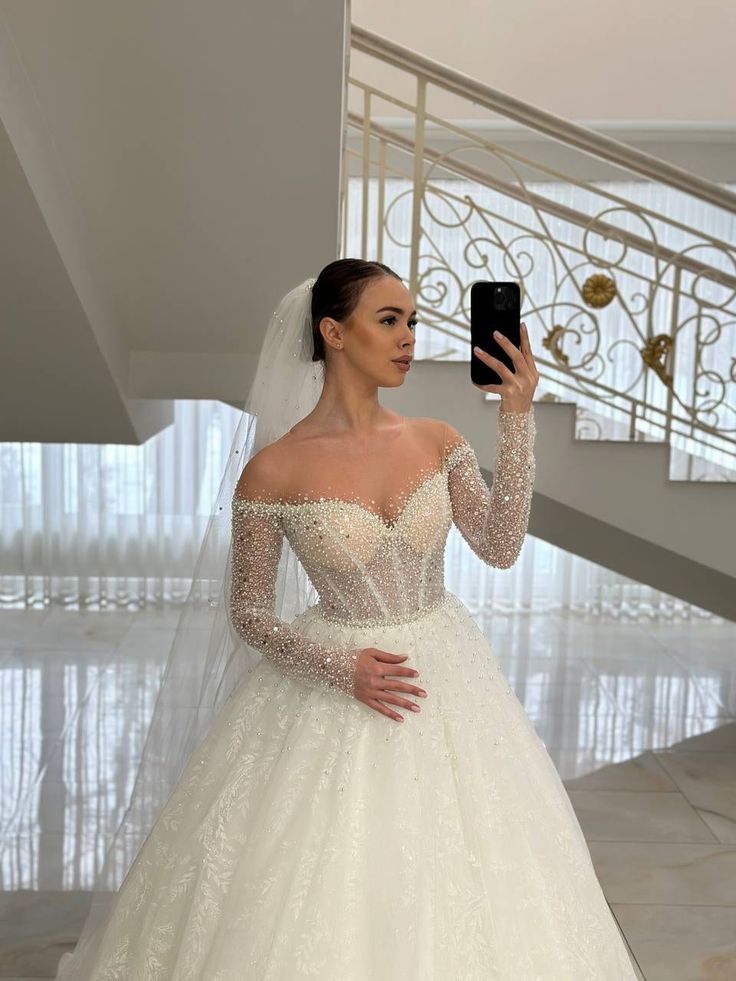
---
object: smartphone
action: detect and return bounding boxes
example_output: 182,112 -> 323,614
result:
470,281 -> 522,388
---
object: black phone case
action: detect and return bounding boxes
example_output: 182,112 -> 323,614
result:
470,281 -> 521,387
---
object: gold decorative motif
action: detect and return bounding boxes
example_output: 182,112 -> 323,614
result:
542,325 -> 570,367
582,274 -> 617,308
641,334 -> 673,389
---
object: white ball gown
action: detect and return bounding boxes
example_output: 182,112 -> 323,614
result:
57,405 -> 638,979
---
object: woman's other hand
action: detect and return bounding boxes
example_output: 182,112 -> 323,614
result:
352,647 -> 427,722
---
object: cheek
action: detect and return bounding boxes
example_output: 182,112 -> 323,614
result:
351,324 -> 389,363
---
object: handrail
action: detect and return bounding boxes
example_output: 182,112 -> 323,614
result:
351,24 -> 736,215
345,109 -> 736,293
346,25 -> 736,466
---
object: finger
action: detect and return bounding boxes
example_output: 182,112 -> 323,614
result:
478,349 -> 516,383
380,692 -> 420,713
519,322 -> 537,374
471,350 -> 507,394
495,339 -> 535,387
493,331 -> 527,371
368,698 -> 404,723
492,330 -> 520,355
382,679 -> 428,697
372,649 -> 409,662
380,665 -> 420,678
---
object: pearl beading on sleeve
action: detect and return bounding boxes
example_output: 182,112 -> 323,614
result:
230,498 -> 360,696
445,404 -> 536,569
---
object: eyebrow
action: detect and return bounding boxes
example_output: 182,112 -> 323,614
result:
376,306 -> 418,316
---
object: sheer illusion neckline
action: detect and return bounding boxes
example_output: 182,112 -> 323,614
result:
235,442 -> 472,531
279,413 -> 426,529
287,463 -> 448,531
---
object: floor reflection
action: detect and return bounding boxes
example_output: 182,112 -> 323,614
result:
1,604 -> 735,979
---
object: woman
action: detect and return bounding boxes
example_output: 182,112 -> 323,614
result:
57,259 -> 637,978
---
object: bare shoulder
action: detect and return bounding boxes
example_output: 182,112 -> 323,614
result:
233,442 -> 286,502
411,415 -> 466,458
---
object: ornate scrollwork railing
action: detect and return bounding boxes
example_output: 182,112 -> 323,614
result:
343,25 -> 736,479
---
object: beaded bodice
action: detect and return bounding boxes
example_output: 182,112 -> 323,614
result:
229,406 -> 536,696
235,450 -> 456,626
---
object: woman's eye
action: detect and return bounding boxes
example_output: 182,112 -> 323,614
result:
382,316 -> 419,329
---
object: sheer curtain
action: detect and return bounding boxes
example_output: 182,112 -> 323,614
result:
0,400 -> 243,610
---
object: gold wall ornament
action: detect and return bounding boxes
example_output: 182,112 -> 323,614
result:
582,274 -> 617,308
641,334 -> 674,389
542,324 -> 570,367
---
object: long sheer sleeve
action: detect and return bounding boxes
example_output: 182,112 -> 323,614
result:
230,496 -> 360,696
444,404 -> 536,569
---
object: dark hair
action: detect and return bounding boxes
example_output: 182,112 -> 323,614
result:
311,258 -> 403,363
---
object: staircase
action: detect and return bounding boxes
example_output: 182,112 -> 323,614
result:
345,25 -> 736,619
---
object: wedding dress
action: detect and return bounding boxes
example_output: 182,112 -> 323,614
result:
75,403 -> 638,980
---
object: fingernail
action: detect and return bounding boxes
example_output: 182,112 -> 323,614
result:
473,345 -> 482,354
493,330 -> 501,338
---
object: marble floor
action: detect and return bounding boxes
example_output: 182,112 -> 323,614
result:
0,603 -> 734,980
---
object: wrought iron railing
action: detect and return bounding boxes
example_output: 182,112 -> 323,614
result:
343,25 -> 736,479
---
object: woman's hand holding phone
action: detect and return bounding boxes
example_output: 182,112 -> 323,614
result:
473,322 -> 539,413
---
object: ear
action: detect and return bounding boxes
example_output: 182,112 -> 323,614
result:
319,316 -> 344,352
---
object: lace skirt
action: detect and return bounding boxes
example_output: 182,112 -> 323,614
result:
65,590 -> 638,980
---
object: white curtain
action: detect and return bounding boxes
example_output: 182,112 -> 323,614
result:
0,400 -> 243,609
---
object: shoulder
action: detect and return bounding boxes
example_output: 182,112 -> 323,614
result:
234,442 -> 286,504
414,416 -> 469,459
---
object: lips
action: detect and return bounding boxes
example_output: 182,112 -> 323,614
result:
392,358 -> 412,364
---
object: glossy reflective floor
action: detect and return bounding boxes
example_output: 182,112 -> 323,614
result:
1,604 -> 734,980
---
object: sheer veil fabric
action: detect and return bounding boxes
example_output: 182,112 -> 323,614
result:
56,277 -> 324,978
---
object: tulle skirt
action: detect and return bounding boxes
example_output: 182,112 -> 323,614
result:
61,591 -> 637,980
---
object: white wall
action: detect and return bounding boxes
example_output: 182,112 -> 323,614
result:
0,0 -> 349,439
351,0 -> 735,122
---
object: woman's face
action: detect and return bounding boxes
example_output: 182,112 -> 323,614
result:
322,276 -> 417,386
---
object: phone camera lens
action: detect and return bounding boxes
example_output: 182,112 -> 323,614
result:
493,286 -> 509,311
